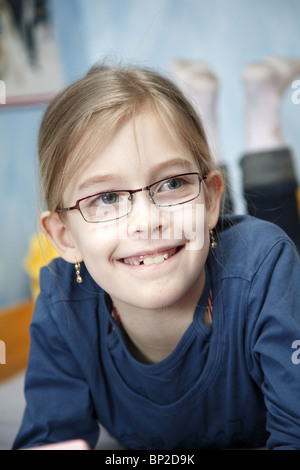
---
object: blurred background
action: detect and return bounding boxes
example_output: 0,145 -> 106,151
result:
0,0 -> 300,450
1,0 -> 300,308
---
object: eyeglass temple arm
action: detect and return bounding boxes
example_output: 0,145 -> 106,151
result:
56,201 -> 80,213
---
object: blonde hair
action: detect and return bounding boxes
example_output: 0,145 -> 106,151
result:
38,63 -> 216,212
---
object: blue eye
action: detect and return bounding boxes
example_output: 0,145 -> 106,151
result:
98,192 -> 119,205
160,177 -> 183,191
86,192 -> 120,208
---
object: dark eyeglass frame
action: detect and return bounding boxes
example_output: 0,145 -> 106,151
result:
56,172 -> 207,223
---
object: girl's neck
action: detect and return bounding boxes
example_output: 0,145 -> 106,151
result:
110,271 -> 206,364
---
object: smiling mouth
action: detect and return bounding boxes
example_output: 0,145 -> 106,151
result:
120,245 -> 184,267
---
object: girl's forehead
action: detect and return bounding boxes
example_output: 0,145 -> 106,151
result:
63,109 -> 199,204
77,111 -> 196,179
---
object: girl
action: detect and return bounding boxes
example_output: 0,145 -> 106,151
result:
14,64 -> 300,450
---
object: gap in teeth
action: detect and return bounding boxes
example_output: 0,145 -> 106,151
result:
124,251 -> 171,266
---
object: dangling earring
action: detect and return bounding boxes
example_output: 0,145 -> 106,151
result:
75,259 -> 83,283
210,229 -> 217,249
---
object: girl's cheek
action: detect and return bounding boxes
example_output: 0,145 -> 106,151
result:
77,226 -> 117,260
171,203 -> 207,250
93,221 -> 127,243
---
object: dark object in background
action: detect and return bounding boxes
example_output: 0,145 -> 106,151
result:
241,148 -> 300,253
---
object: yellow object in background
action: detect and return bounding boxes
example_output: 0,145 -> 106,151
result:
24,233 -> 59,301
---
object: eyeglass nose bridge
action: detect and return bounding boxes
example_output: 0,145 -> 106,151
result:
127,186 -> 156,205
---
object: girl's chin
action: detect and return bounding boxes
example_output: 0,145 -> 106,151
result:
110,272 -> 204,313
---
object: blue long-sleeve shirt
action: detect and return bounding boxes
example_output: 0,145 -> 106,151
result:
13,215 -> 300,450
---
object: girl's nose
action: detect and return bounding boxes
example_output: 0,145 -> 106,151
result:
126,191 -> 169,240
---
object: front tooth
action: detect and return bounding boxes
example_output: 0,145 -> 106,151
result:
143,255 -> 165,266
143,257 -> 154,266
154,255 -> 165,264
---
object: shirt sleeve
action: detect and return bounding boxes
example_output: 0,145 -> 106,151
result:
246,239 -> 300,450
12,292 -> 100,449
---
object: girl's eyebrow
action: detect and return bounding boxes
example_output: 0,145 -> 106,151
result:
77,158 -> 195,192
152,158 -> 195,175
77,174 -> 117,192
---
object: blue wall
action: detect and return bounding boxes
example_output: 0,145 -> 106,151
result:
1,0 -> 300,307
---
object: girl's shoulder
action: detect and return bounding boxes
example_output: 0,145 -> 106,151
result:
214,214 -> 298,280
218,214 -> 296,250
218,214 -> 292,241
39,257 -> 100,305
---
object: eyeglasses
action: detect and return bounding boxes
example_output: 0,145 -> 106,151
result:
57,172 -> 207,223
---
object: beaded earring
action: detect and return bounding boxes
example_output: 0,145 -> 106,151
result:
210,229 -> 217,249
75,259 -> 83,283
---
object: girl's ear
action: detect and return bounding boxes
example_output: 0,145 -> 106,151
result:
205,170 -> 224,229
40,211 -> 83,263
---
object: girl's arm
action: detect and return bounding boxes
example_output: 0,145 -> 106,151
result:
13,293 -> 100,449
247,239 -> 300,450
